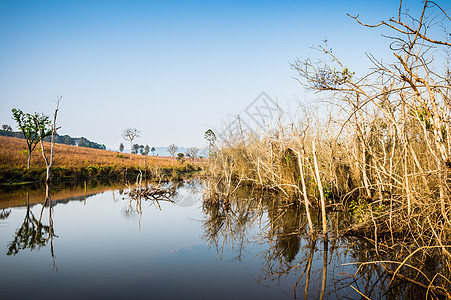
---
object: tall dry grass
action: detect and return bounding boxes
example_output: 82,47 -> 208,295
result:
0,136 -> 207,183
205,1 -> 451,295
0,136 -> 176,169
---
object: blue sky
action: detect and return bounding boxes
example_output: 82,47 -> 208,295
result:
0,0 -> 445,150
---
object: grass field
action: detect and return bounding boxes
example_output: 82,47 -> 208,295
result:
0,136 -> 205,183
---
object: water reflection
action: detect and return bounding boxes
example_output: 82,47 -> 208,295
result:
201,186 -> 446,299
0,209 -> 11,220
7,186 -> 58,270
2,179 -> 447,299
0,180 -> 126,209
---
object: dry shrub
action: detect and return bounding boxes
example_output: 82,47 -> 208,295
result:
207,1 -> 451,294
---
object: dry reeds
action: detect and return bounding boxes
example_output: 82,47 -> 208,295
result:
206,0 -> 451,295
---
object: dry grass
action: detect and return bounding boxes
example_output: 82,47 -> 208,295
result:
0,136 -> 204,169
205,2 -> 451,295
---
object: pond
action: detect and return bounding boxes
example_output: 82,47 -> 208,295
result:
0,180 -> 419,299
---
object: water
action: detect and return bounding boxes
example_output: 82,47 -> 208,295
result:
0,180 -> 414,299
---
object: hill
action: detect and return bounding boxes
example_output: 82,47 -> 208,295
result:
0,129 -> 106,150
0,136 -> 206,183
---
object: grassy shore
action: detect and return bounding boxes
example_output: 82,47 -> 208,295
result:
0,136 -> 205,183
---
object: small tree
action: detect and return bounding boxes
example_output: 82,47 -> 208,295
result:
167,144 -> 178,166
2,124 -> 12,136
119,143 -> 124,152
12,109 -> 51,169
132,143 -> 140,154
144,144 -> 150,156
185,147 -> 199,165
151,147 -> 156,156
177,152 -> 185,164
122,128 -> 140,161
204,129 -> 216,156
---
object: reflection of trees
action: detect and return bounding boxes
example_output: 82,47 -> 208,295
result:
7,186 -> 58,271
344,239 -> 451,299
124,181 -> 179,230
125,182 -> 177,213
7,193 -> 50,255
202,188 -> 263,260
202,185 -> 451,299
0,209 -> 11,220
202,189 -> 350,298
184,179 -> 201,195
266,202 -> 302,263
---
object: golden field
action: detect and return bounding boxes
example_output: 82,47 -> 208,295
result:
0,136 -> 193,168
0,136 -> 206,183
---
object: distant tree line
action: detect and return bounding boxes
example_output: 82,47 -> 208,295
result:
0,126 -> 106,150
132,144 -> 151,155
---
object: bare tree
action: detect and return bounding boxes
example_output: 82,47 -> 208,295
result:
36,97 -> 61,183
122,128 -> 140,161
185,147 -> 199,165
167,144 -> 178,166
290,0 -> 451,238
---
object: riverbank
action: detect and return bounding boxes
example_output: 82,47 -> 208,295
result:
0,136 -> 206,184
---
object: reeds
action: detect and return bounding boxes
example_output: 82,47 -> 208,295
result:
205,0 -> 451,294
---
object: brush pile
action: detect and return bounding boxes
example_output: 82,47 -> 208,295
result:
126,185 -> 176,203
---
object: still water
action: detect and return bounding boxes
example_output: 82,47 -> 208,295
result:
0,180 -> 393,299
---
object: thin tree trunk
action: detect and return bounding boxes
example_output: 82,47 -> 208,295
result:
319,240 -> 328,300
312,140 -> 327,238
37,98 -> 60,183
303,238 -> 316,300
297,151 -> 314,235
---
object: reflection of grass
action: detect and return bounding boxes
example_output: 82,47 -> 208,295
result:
0,136 -> 207,182
0,181 -> 126,209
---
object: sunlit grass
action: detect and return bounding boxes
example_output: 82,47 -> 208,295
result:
0,136 -> 201,169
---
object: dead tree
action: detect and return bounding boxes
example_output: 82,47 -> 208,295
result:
122,128 -> 140,161
36,97 -> 61,183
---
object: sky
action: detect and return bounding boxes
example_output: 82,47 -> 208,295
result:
1,0 -> 448,150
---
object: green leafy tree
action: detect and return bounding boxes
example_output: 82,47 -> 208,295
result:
177,152 -> 185,164
12,109 -> 50,169
204,129 -> 216,156
151,147 -> 156,156
132,143 -> 140,154
2,124 -> 12,136
119,143 -> 124,152
144,144 -> 150,156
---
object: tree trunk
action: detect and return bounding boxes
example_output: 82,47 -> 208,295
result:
297,151 -> 314,236
312,140 -> 328,238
